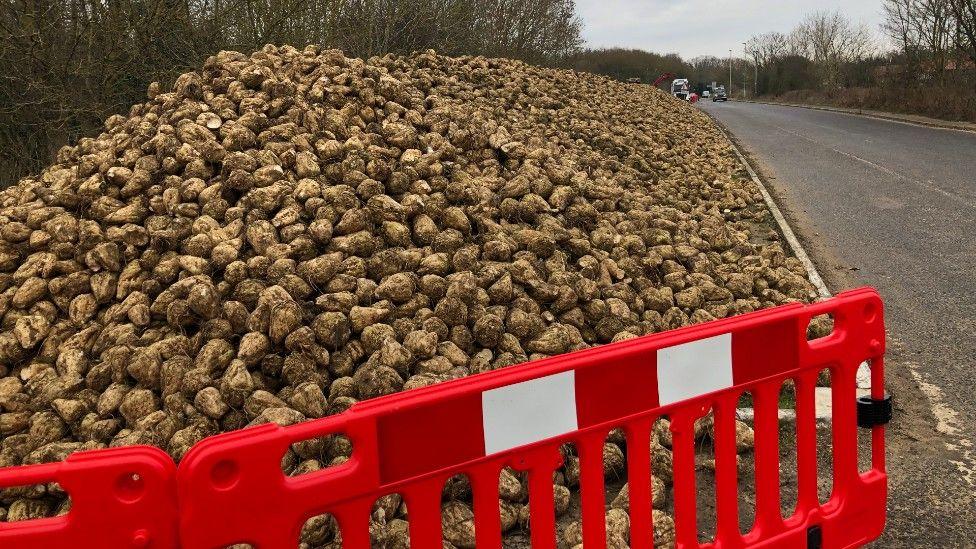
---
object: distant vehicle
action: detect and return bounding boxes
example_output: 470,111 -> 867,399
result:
712,86 -> 728,102
626,77 -> 641,84
671,78 -> 690,100
702,90 -> 710,98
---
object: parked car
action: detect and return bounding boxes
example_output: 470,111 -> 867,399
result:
712,86 -> 728,102
626,77 -> 641,84
702,90 -> 710,98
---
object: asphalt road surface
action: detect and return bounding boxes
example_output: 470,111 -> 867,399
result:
699,100 -> 976,547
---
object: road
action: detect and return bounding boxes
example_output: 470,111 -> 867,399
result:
698,100 -> 976,547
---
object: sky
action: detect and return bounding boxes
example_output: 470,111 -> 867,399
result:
575,0 -> 887,59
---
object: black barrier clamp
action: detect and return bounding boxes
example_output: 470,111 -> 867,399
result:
856,393 -> 893,428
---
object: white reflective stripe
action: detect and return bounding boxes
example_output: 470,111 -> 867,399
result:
657,333 -> 733,405
481,371 -> 578,455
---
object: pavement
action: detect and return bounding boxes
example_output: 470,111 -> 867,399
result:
698,100 -> 976,547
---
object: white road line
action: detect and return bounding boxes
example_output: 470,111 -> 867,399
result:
915,180 -> 976,211
906,361 -> 976,487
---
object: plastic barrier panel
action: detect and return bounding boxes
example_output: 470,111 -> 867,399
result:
0,288 -> 887,548
173,287 -> 887,549
0,445 -> 178,548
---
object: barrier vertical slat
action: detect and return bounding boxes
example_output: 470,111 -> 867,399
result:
794,372 -> 819,515
713,394 -> 743,546
832,362 -> 859,496
336,501 -> 372,549
472,463 -> 504,549
670,412 -> 698,548
625,419 -> 654,549
752,381 -> 782,535
407,483 -> 444,549
527,461 -> 558,549
578,432 -> 608,548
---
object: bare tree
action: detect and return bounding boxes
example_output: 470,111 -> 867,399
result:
883,0 -> 923,59
883,0 -> 976,87
0,0 -> 583,186
950,0 -> 976,67
792,10 -> 875,88
745,31 -> 790,68
471,0 -> 582,63
915,0 -> 954,82
736,5 -> 973,119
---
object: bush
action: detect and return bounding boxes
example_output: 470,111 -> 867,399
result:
769,86 -> 976,123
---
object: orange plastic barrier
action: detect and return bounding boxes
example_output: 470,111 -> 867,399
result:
0,288 -> 889,548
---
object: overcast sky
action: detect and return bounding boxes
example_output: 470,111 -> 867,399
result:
576,0 -> 886,59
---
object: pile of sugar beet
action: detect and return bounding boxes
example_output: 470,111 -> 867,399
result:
0,45 -> 821,547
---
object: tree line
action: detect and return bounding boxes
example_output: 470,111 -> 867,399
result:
562,48 -> 689,85
629,6 -> 975,122
742,10 -> 875,94
3,3 -> 975,186
736,5 -> 975,120
881,0 -> 976,86
0,0 -> 581,186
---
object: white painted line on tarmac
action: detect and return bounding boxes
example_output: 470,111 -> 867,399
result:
905,362 -> 976,488
771,124 -> 976,211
